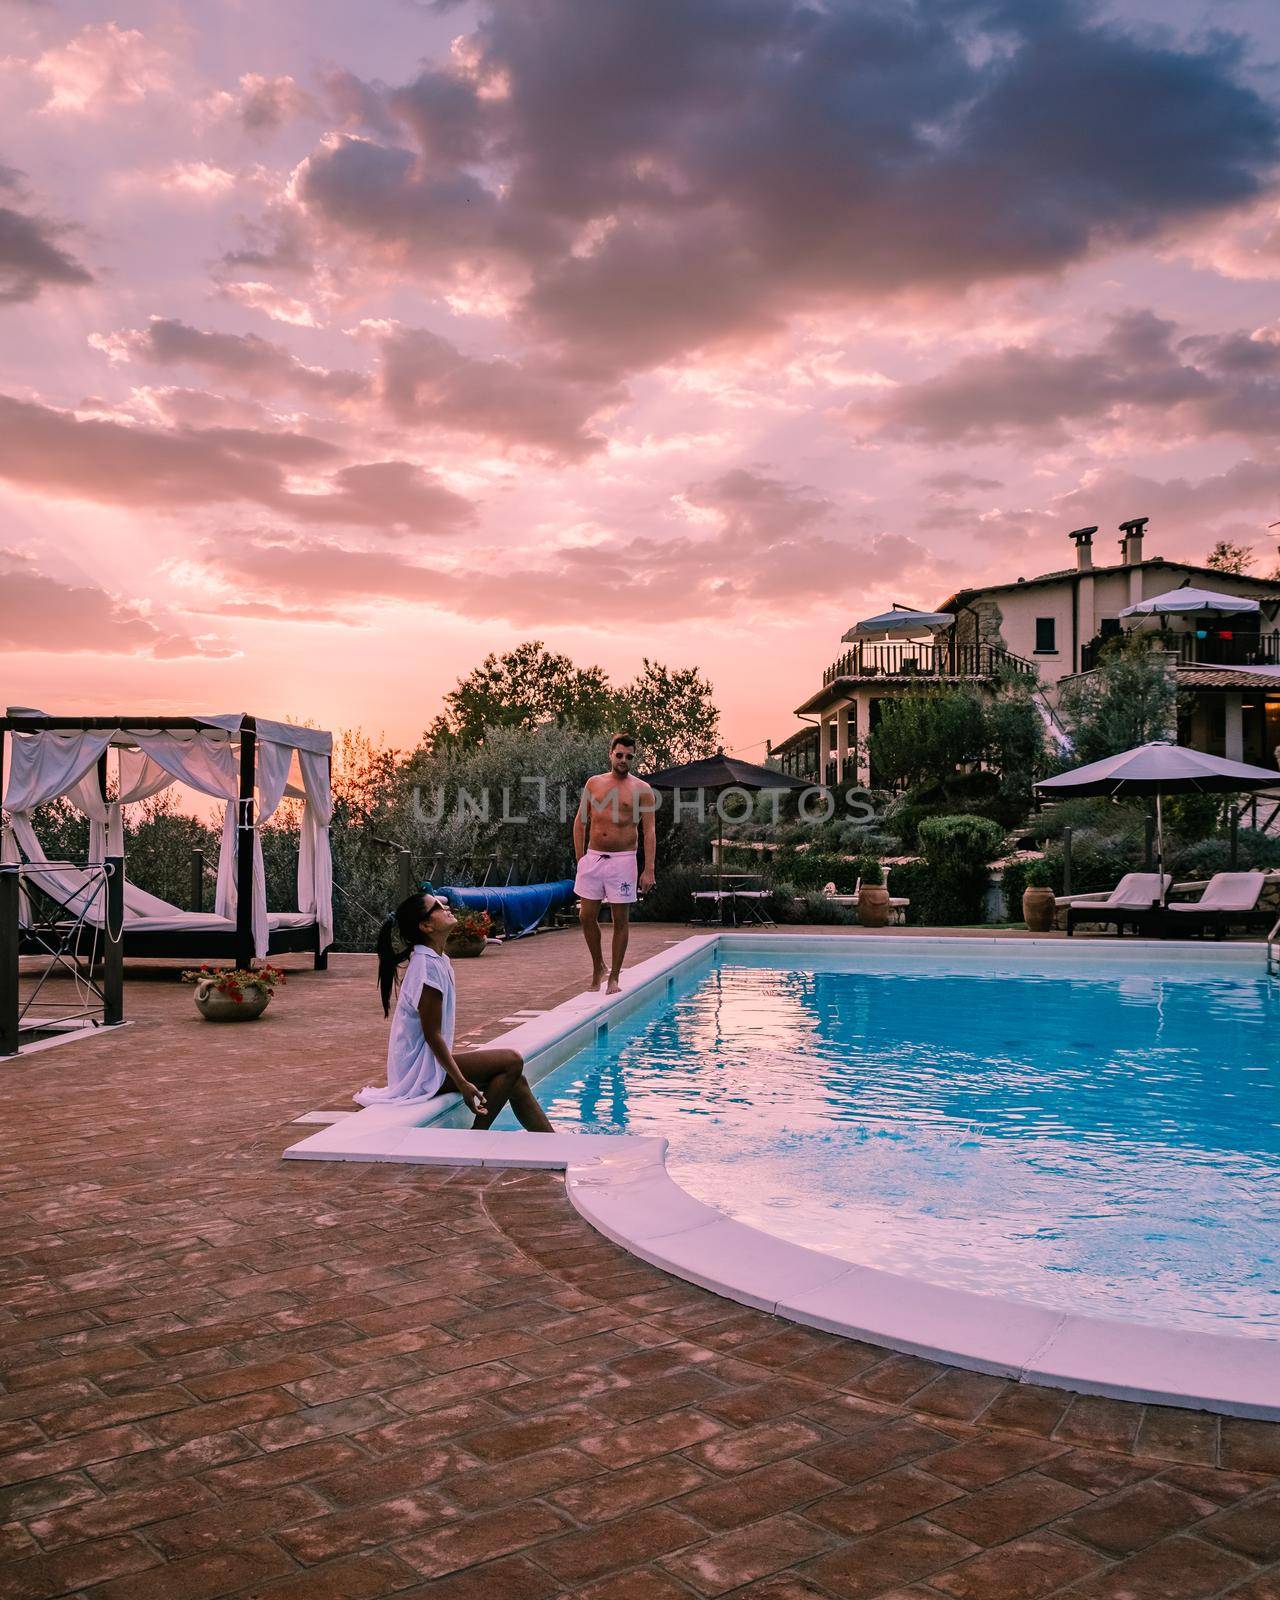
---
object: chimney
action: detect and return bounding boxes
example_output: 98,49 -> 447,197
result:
1119,516 -> 1148,566
1070,526 -> 1097,572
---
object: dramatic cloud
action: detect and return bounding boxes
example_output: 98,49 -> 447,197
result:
0,395 -> 474,533
0,550 -> 230,658
860,310 -> 1280,444
0,164 -> 92,303
92,318 -> 366,400
372,323 -> 620,459
208,72 -> 316,134
1057,458 -> 1280,534
280,0 -> 1279,375
186,468 -> 932,625
4,0 -> 1280,735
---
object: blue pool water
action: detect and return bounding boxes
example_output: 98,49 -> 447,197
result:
498,946 -> 1280,1337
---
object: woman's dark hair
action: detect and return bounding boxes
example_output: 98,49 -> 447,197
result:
376,891 -> 432,1016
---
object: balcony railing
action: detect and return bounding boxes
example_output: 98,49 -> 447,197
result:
1080,630 -> 1280,673
822,641 -> 1035,687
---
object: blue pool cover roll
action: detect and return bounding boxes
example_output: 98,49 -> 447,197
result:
439,880 -> 577,939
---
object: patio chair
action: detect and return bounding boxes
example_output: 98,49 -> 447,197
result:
724,873 -> 775,927
690,885 -> 730,925
1062,872 -> 1171,936
1162,872 -> 1269,939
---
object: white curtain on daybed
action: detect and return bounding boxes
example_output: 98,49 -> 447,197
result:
2,717 -> 333,959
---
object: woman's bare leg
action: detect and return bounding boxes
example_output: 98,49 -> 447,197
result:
454,1048 -> 553,1132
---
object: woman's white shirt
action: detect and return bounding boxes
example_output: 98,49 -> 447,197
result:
354,946 -> 456,1106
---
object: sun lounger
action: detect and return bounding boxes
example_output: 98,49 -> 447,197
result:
17,858 -> 324,962
1162,871 -> 1269,938
1061,872 -> 1170,936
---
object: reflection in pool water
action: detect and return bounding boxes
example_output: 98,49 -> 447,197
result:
501,948 -> 1280,1338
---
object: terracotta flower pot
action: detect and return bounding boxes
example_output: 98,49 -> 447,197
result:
193,981 -> 271,1021
1022,885 -> 1057,933
857,884 -> 891,928
446,932 -> 488,958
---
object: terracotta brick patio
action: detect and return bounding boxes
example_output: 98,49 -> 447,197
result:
2,926 -> 1278,1599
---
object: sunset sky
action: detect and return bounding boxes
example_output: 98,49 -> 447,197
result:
4,0 -> 1280,756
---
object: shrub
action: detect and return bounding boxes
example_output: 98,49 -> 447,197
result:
1164,793 -> 1222,841
1023,857 -> 1053,888
631,865 -> 700,922
882,859 -> 928,923
916,814 -> 1004,925
999,858 -> 1031,915
1058,636 -> 1176,763
768,850 -> 856,891
767,883 -> 856,924
867,677 -> 1048,805
767,880 -> 804,922
1043,827 -> 1130,896
1168,838 -> 1234,881
1033,796 -> 1144,842
1170,831 -> 1280,879
869,688 -> 987,791
795,892 -> 858,925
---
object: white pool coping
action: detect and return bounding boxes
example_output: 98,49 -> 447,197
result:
284,931 -> 1280,1421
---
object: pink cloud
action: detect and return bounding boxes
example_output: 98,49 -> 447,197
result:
92,317 -> 366,400
263,0 -> 1280,380
208,72 -> 317,135
372,323 -> 621,460
33,21 -> 171,114
0,393 -> 474,534
0,550 -> 232,658
856,311 -> 1280,445
184,467 -> 936,625
0,164 -> 92,303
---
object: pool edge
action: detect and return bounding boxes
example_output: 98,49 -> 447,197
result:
286,929 -> 1280,1421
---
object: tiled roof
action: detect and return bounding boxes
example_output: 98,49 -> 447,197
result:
1178,665 -> 1280,689
938,559 -> 1280,611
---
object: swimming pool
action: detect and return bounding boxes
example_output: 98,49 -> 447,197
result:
493,941 -> 1280,1341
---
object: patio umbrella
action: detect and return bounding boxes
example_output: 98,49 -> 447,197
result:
1035,741 -> 1280,897
644,749 -> 810,892
842,605 -> 954,643
1119,586 -> 1260,619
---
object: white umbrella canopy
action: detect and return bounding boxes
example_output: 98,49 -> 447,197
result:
1120,586 -> 1261,618
1036,741 -> 1280,897
842,606 -> 954,643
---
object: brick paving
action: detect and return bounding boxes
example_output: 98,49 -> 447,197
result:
2,926 -> 1278,1599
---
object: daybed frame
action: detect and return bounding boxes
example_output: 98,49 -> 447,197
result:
1,714 -> 329,970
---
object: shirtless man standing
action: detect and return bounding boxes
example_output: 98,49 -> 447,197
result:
573,733 -> 657,993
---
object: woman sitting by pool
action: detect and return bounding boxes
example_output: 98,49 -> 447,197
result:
356,891 -> 553,1131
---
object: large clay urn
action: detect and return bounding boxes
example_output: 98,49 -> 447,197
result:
1022,886 -> 1057,933
857,884 -> 891,928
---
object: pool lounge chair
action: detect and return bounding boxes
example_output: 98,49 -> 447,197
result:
1061,872 -> 1171,936
16,855 -> 326,964
1163,871 -> 1269,938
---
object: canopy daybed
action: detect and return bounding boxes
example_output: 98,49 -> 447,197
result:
0,713 -> 333,969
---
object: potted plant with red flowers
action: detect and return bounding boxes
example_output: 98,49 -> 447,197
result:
446,908 -> 492,957
183,964 -> 287,1021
